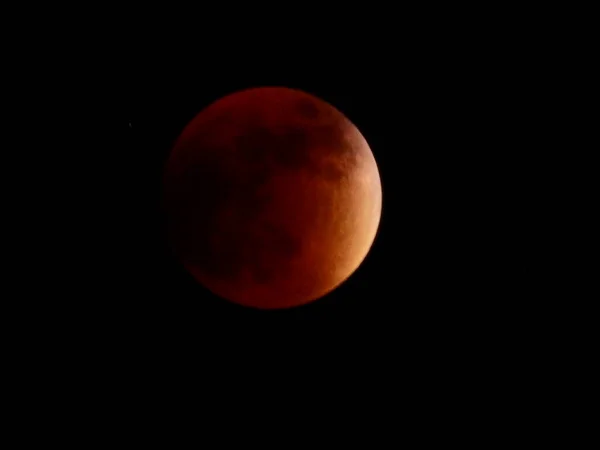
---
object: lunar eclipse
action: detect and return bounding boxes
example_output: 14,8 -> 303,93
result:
162,87 -> 381,309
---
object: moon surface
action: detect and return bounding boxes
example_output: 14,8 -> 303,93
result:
163,87 -> 381,309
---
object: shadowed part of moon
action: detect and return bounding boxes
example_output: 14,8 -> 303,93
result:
163,87 -> 381,309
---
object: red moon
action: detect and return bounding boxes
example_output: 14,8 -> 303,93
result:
163,87 -> 381,309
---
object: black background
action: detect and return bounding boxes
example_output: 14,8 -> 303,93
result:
2,6 -> 583,439
35,16 -> 559,410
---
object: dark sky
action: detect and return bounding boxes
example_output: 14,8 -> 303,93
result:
2,7 -> 577,435
61,22 -> 556,402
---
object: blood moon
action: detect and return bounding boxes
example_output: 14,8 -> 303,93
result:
162,87 -> 382,309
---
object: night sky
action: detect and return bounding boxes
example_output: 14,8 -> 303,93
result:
77,26 -> 553,400
3,7 -> 575,436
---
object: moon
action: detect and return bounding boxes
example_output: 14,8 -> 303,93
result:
162,87 -> 381,309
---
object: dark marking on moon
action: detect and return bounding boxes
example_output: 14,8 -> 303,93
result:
295,97 -> 322,119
